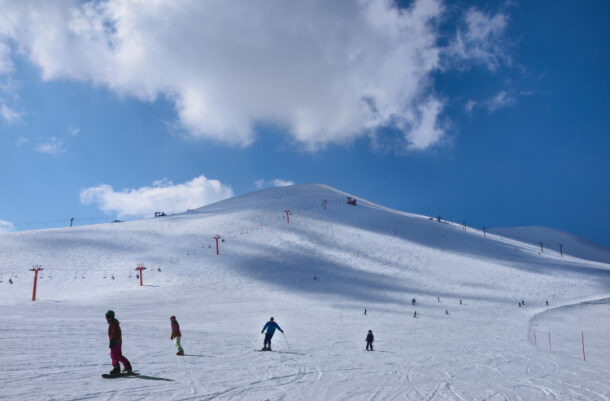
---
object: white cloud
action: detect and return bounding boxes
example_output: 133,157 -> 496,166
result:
402,97 -> 446,150
68,124 -> 80,136
484,91 -> 515,112
0,42 -> 12,75
80,174 -> 234,218
0,219 -> 14,232
0,0 -> 455,151
16,136 -> 28,146
465,99 -> 477,114
446,8 -> 510,71
0,102 -> 20,123
254,179 -> 295,189
36,137 -> 66,154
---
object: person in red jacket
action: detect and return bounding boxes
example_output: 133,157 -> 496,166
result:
170,316 -> 184,355
106,310 -> 132,375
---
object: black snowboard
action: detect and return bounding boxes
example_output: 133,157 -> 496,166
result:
102,372 -> 138,379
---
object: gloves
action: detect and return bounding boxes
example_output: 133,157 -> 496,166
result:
261,331 -> 264,334
171,335 -> 174,340
109,340 -> 115,349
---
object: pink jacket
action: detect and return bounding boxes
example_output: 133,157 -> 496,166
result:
171,320 -> 182,339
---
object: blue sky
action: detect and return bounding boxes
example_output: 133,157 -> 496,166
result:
1,0 -> 608,247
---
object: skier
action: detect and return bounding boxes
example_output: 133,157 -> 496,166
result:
170,316 -> 184,355
105,310 -> 132,375
411,298 -> 416,305
364,308 -> 367,315
261,317 -> 283,351
413,311 -> 417,318
366,330 -> 374,351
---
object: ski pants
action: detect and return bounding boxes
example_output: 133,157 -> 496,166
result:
174,336 -> 184,353
110,344 -> 130,368
263,333 -> 274,349
366,341 -> 373,351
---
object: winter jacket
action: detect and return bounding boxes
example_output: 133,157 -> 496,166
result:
108,319 -> 122,348
171,320 -> 182,339
366,333 -> 374,343
262,321 -> 283,335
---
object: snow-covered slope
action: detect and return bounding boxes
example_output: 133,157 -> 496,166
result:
490,225 -> 610,264
1,183 -> 609,400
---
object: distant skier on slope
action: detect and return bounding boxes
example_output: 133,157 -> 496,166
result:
366,330 -> 374,351
105,310 -> 132,375
261,317 -> 283,351
170,316 -> 184,355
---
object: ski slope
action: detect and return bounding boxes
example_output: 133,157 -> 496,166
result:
1,183 -> 609,400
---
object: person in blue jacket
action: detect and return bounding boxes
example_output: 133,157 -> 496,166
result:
261,317 -> 283,351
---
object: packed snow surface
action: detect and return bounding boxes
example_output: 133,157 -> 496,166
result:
1,183 -> 609,400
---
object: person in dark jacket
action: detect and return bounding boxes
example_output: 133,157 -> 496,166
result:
366,330 -> 374,351
261,317 -> 283,351
106,310 -> 132,375
170,316 -> 184,355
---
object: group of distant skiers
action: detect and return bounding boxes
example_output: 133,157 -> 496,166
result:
109,295 -> 557,375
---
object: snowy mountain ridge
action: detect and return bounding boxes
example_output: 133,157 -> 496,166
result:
1,183 -> 609,400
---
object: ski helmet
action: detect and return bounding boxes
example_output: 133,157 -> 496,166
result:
105,310 -> 115,319
170,316 -> 176,320
270,317 -> 274,321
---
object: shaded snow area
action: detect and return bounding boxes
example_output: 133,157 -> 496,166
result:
489,226 -> 610,265
1,184 -> 609,400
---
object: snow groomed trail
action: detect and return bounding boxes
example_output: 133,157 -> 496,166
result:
1,184 -> 609,400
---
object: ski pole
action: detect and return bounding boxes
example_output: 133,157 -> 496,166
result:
282,332 -> 291,349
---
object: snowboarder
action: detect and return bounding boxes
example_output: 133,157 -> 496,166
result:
170,316 -> 184,355
519,302 -> 522,307
546,300 -> 549,306
261,317 -> 283,351
522,299 -> 525,306
413,311 -> 417,318
364,308 -> 367,315
366,330 -> 374,351
460,299 -> 462,305
437,297 -> 440,302
105,310 -> 132,375
445,309 -> 449,315
411,298 -> 416,305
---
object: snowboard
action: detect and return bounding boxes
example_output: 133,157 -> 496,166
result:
102,372 -> 138,379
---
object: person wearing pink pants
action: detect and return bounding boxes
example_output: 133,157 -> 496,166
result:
106,310 -> 132,375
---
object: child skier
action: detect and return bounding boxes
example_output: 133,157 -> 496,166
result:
170,316 -> 184,355
366,330 -> 374,351
261,317 -> 283,351
105,310 -> 132,375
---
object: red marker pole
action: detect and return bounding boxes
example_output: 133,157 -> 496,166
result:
285,210 -> 290,224
214,235 -> 221,255
135,264 -> 147,286
322,200 -> 327,209
582,332 -> 586,361
30,265 -> 43,301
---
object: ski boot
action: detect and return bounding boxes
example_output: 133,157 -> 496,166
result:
122,361 -> 133,373
109,363 -> 120,375
176,351 -> 184,356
